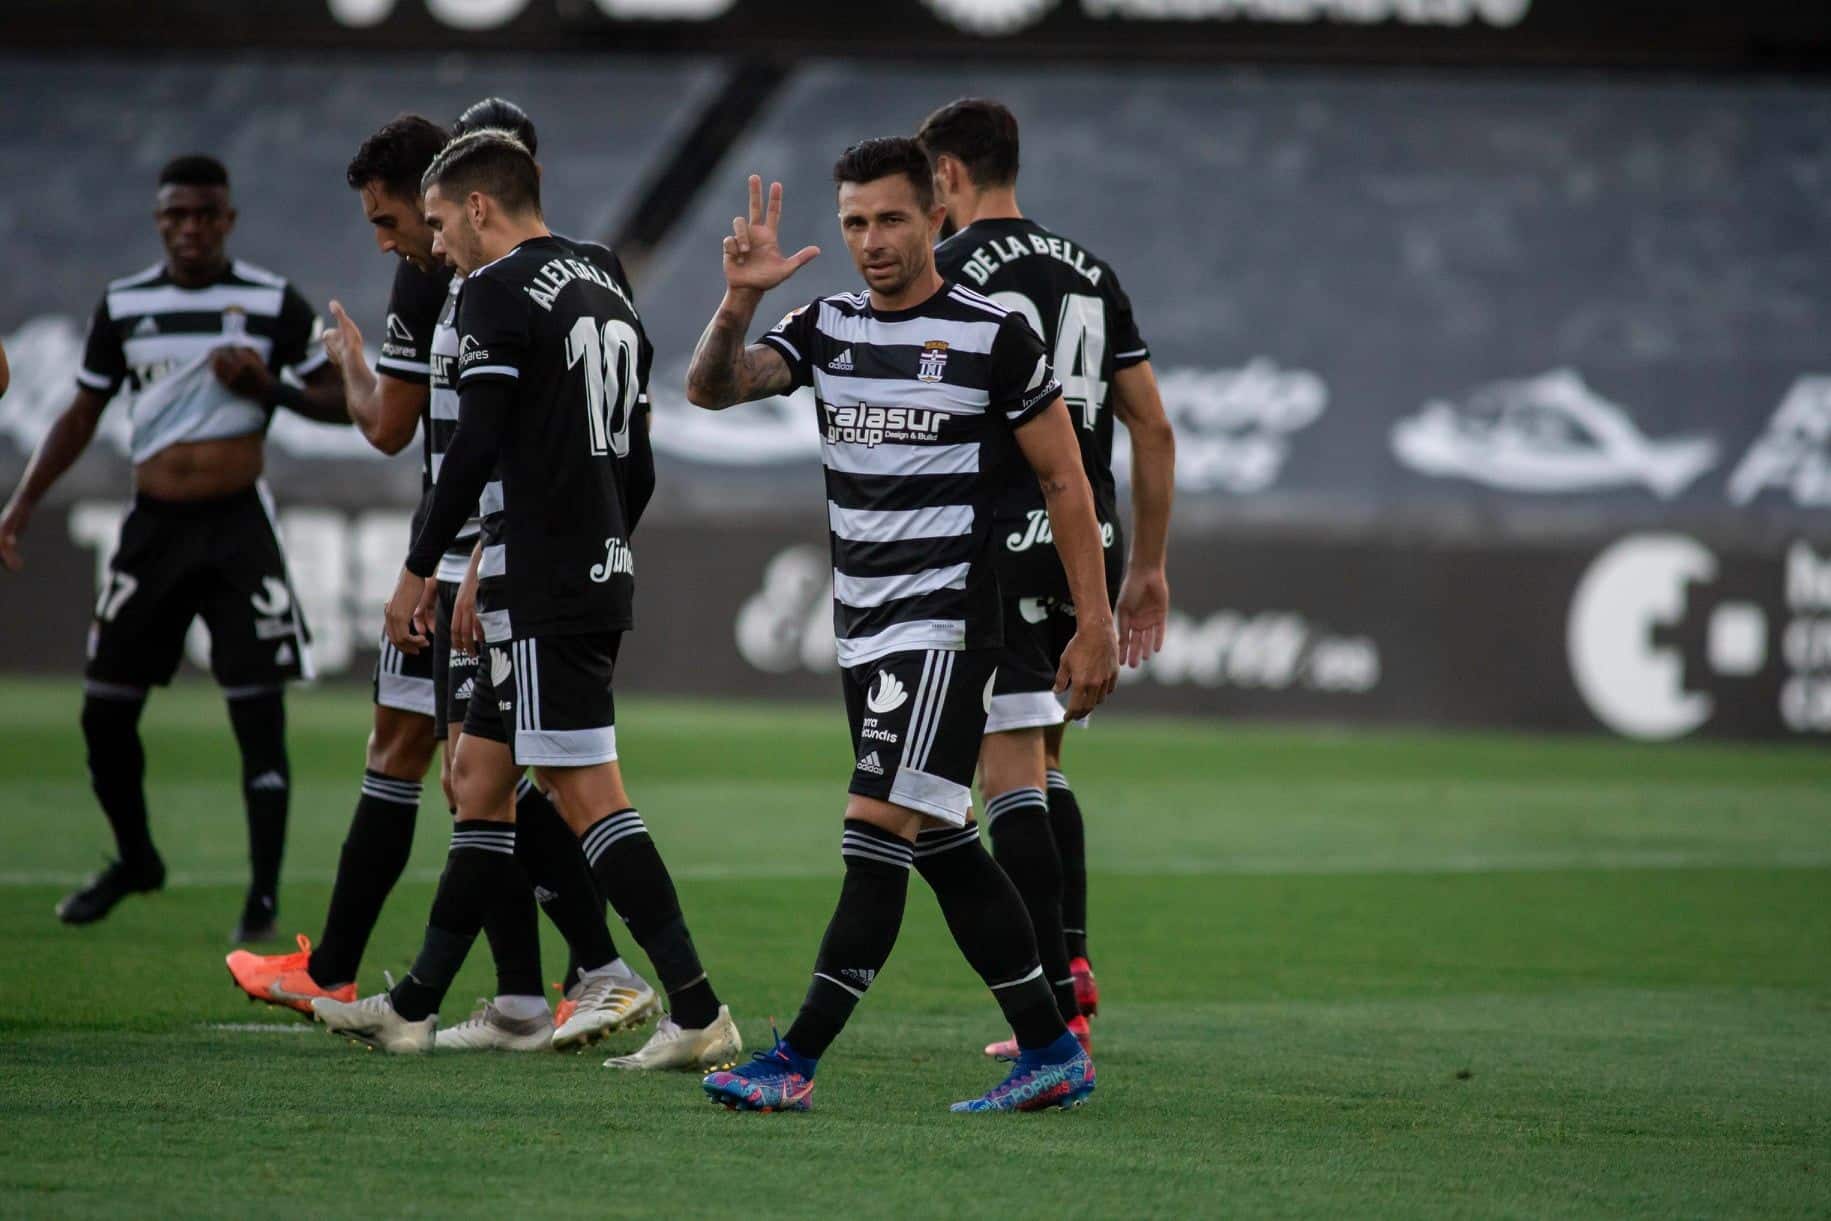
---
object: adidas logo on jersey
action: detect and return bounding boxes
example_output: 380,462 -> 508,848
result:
866,672 -> 909,714
856,751 -> 885,776
248,771 -> 288,792
828,347 -> 854,372
132,316 -> 158,337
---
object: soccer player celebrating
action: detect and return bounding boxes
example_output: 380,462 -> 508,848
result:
689,141 -> 1118,1113
314,132 -> 738,1066
228,109 -> 615,1052
0,155 -> 346,939
920,98 -> 1176,1053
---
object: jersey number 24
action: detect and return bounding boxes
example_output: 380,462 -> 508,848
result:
991,292 -> 1106,432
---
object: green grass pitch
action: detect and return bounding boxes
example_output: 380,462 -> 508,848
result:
0,676 -> 1827,1217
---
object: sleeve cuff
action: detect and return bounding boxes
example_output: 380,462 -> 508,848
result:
458,365 -> 520,382
77,368 -> 118,392
1007,379 -> 1064,429
758,332 -> 802,369
1113,347 -> 1150,369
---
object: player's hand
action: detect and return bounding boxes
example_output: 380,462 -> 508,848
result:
0,499 -> 29,572
384,569 -> 430,654
321,300 -> 364,374
723,175 -> 819,294
451,560 -> 483,654
210,346 -> 275,402
1115,565 -> 1170,668
412,576 -> 438,641
1055,616 -> 1120,721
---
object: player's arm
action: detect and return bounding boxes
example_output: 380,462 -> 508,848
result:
0,386 -> 110,572
1014,400 -> 1120,719
319,300 -> 423,453
1111,359 -> 1175,666
684,175 -> 819,410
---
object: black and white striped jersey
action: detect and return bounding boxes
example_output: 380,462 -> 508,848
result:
78,259 -> 327,463
933,219 -> 1148,598
405,234 -> 651,644
422,272 -> 478,583
760,281 -> 1062,668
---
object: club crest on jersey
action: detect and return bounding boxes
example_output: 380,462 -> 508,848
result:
221,305 -> 248,339
825,403 -> 944,448
917,340 -> 950,383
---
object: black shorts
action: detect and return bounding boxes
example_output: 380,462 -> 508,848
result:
986,596 -> 1076,733
84,485 -> 311,692
432,581 -> 481,739
843,647 -> 998,827
463,631 -> 622,767
373,632 -> 436,719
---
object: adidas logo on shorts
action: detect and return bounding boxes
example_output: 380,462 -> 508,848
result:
856,751 -> 884,775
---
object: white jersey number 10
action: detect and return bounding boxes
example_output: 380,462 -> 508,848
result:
990,291 -> 1107,432
565,314 -> 640,458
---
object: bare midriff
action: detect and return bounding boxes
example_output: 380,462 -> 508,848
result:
132,433 -> 264,502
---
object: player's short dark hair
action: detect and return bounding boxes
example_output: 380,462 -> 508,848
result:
916,98 -> 1020,188
422,130 -> 542,216
346,114 -> 450,200
832,137 -> 934,211
158,154 -> 229,190
452,97 -> 538,158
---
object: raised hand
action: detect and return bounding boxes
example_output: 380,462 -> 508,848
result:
321,300 -> 364,374
723,174 -> 819,294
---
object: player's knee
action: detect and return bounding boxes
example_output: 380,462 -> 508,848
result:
367,708 -> 436,780
979,729 -> 1045,798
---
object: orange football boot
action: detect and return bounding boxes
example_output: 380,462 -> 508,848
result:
553,980 -> 579,1032
225,934 -> 355,1015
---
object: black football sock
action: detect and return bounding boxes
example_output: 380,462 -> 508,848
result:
227,690 -> 289,926
581,808 -> 720,1029
514,779 -> 616,988
80,687 -> 159,872
481,861 -> 545,1000
307,770 -> 420,988
986,787 -> 1080,1023
915,823 -> 1065,1051
783,820 -> 912,1062
1047,769 -> 1090,963
389,821 -> 516,1021
511,787 -> 619,979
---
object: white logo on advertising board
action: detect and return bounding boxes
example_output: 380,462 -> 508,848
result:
1120,608 -> 1379,694
1567,534 -> 1831,739
1115,359 -> 1327,495
1391,368 -> 1718,498
1727,376 -> 1831,507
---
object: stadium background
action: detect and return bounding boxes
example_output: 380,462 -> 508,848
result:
2,0 -> 1829,741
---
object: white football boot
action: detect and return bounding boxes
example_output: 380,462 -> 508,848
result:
435,1000 -> 554,1052
312,992 -> 435,1054
550,968 -> 662,1051
603,1004 -> 742,1071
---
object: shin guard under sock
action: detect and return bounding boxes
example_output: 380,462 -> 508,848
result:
308,770 -> 420,987
986,787 -> 1079,1022
580,808 -> 719,1028
389,821 -> 517,1021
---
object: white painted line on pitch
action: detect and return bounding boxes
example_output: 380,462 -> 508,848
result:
201,1022 -> 313,1034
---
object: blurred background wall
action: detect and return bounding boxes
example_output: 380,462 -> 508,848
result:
2,1 -> 1828,740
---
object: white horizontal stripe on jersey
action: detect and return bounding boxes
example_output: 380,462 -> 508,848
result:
479,481 -> 504,516
820,438 -> 979,478
834,618 -> 966,668
947,286 -> 1010,318
107,284 -> 285,319
377,355 -> 431,375
292,347 -> 331,376
77,368 -> 115,390
125,333 -> 272,367
430,389 -> 459,421
832,562 -> 970,609
480,544 -> 507,579
459,364 -> 519,381
812,370 -> 989,414
231,260 -> 289,289
828,501 -> 973,543
479,608 -> 513,644
815,304 -> 1001,355
107,262 -> 165,291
